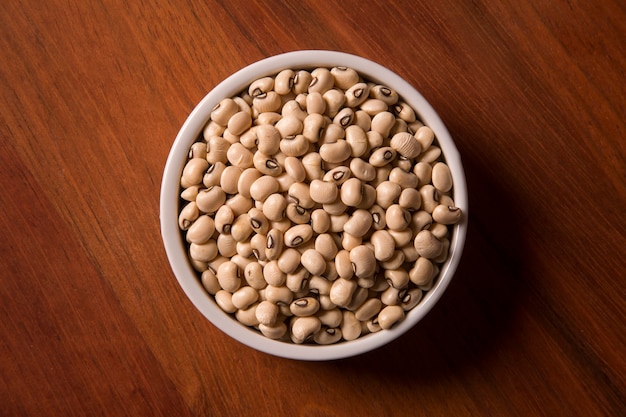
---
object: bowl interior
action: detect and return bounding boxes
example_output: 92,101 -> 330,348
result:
160,50 -> 467,360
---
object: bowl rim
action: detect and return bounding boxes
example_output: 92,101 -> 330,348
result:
160,50 -> 468,361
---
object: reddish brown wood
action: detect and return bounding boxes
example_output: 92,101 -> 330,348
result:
1,0 -> 624,416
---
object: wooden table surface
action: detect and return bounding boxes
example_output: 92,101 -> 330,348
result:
1,1 -> 625,416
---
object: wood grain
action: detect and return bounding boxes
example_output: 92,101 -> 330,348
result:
1,0 -> 624,416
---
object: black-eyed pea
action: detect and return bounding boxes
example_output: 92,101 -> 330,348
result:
432,204 -> 462,225
293,70 -> 313,94
345,286 -> 369,311
329,277 -> 358,307
370,85 -> 399,105
438,193 -> 455,207
419,184 -> 439,213
400,244 -> 419,263
432,162 -> 453,193
283,224 -> 313,248
270,218 -> 292,233
398,188 -> 422,211
300,249 -> 327,276
314,327 -> 342,345
264,285 -> 293,307
310,209 -> 331,234
322,88 -> 346,118
236,167 -> 261,198
377,305 -> 405,330
239,126 -> 257,150
370,111 -> 396,138
235,302 -> 260,327
285,203 -> 311,224
250,233 -> 267,262
247,208 -> 269,235
319,199 -> 345,216
370,229 -> 396,261
309,67 -> 334,95
345,125 -> 369,158
255,111 -> 282,125
392,101 -> 416,123
384,269 -> 410,289
393,155 -> 413,173
275,69 -> 295,95
385,205 -> 411,231
355,298 -> 383,321
323,166 -> 351,185
356,184 -> 377,209
369,146 -> 397,167
277,248 -> 301,274
210,98 -> 239,126
319,294 -> 337,311
331,66 -> 359,89
189,240 -> 218,263
244,262 -> 266,290
291,316 -> 322,344
226,111 -> 252,137
248,76 -> 274,97
285,267 -> 309,292
411,210 -> 433,234
262,193 -> 286,221
252,152 -> 282,177
279,134 -> 309,157
216,233 -> 237,258
334,250 -> 353,279
253,124 -> 280,155
375,181 -> 402,209
201,269 -> 220,295
207,135 -> 231,164
249,175 -> 280,203
283,157 -> 306,183
328,213 -> 350,233
315,234 -> 338,261
202,161 -> 226,188
263,260 -> 286,286
414,125 -> 435,149
401,288 -> 423,311
429,222 -> 450,240
259,322 -> 288,339
409,257 -> 436,286
433,238 -> 450,264
341,233 -> 362,251
413,161 -> 432,186
290,297 -> 320,317
349,245 -> 377,279
230,214 -> 253,242
344,82 -> 370,107
380,250 -> 406,270
179,201 -> 199,230
418,264 -> 439,291
320,122 -> 344,145
319,140 -> 351,164
418,146 -> 442,163
349,158 -> 376,182
196,186 -> 226,214
203,120 -> 225,140
288,182 -> 315,209
281,99 -> 308,121
252,91 -> 282,114
231,286 -> 259,310
216,261 -> 241,293
341,310 -> 361,341
343,209 -> 373,238
305,92 -> 326,115
390,131 -> 421,159
414,229 -> 443,259
309,179 -> 339,204
219,166 -> 242,194
353,110 -> 372,132
301,152 -> 324,181
265,228 -> 284,260
389,167 -> 419,189
324,261 -> 339,281
190,259 -> 208,274
181,158 -> 209,188
340,177 -> 364,207
369,204 -> 387,231
380,285 -> 405,306
180,184 -> 202,202
215,290 -> 237,313
316,307 -> 342,328
333,107 -> 354,128
255,300 -> 280,326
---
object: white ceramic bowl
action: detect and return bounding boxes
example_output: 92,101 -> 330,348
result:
160,50 -> 468,361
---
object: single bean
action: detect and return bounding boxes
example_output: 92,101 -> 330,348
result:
370,85 -> 399,105
432,162 -> 453,192
259,322 -> 287,339
300,249 -> 327,276
355,298 -> 383,321
322,88 -> 346,118
335,250 -> 354,279
211,98 -> 239,126
201,269 -> 220,295
231,286 -> 259,310
253,152 -> 282,176
263,260 -> 286,286
344,82 -> 369,107
377,305 -> 405,330
313,327 -> 342,345
244,262 -> 266,290
290,297 -> 320,317
370,111 -> 396,138
249,175 -> 280,202
283,224 -> 313,248
385,204 -> 411,231
179,201 -> 199,230
235,303 -> 260,327
291,316 -> 322,344
370,229 -> 396,261
202,161 -> 226,187
390,131 -> 421,159
216,233 -> 237,258
186,215 -> 215,244
349,245 -> 377,279
331,66 -> 359,89
369,146 -> 397,167
413,229 -> 443,259
181,158 -> 209,188
330,278 -> 358,308
341,310 -> 361,341
285,266 -> 309,292
393,101 -> 416,122
309,179 -> 338,204
216,261 -> 241,292
262,193 -> 287,221
323,166 -> 351,185
319,140 -> 351,163
255,300 -> 280,326
196,186 -> 226,214
189,240 -> 218,263
215,290 -> 237,313
288,182 -> 315,209
265,228 -> 284,261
